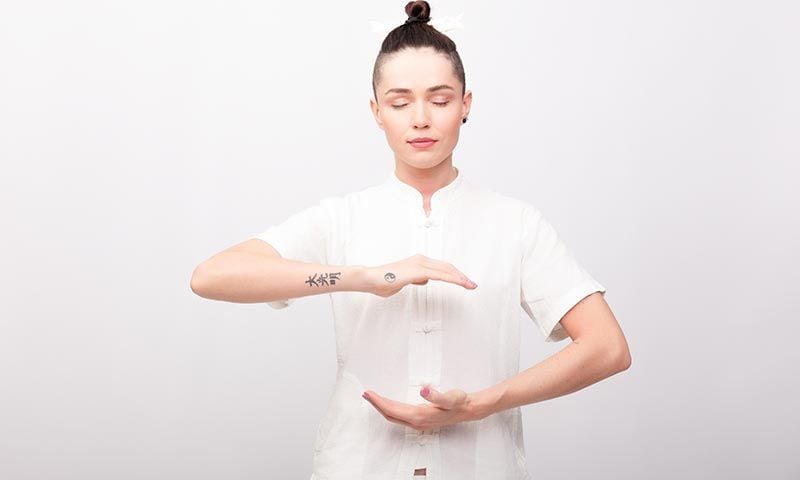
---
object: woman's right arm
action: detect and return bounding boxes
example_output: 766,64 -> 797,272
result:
189,238 -> 367,303
191,238 -> 477,304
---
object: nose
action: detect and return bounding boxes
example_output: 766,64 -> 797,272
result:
411,101 -> 431,129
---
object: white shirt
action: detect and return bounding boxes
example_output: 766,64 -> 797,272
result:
256,166 -> 606,480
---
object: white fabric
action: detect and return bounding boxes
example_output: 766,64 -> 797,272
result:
255,166 -> 606,480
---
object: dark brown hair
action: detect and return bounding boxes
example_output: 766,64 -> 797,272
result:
371,1 -> 466,101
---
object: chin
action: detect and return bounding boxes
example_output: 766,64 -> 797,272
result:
397,157 -> 447,171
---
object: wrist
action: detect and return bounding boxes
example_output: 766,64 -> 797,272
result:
351,265 -> 371,293
467,388 -> 498,421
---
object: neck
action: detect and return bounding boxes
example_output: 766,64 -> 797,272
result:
393,156 -> 458,199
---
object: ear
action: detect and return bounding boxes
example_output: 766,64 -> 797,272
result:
461,89 -> 473,122
369,97 -> 385,131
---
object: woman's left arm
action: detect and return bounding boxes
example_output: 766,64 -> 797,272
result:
468,291 -> 631,420
362,291 -> 631,430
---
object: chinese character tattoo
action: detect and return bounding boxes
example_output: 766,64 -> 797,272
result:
305,272 -> 341,288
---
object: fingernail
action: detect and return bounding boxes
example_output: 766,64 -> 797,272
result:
421,387 -> 430,397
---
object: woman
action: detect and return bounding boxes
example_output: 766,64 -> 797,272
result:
190,2 -> 631,479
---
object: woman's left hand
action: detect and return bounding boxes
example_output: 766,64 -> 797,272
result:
362,386 -> 477,431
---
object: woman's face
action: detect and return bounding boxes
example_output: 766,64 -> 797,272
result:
370,47 -> 472,171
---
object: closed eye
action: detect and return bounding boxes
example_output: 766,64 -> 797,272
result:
391,101 -> 450,110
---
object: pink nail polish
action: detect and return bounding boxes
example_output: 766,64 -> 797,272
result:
421,387 -> 430,397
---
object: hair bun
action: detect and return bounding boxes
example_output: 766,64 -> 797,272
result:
404,1 -> 431,23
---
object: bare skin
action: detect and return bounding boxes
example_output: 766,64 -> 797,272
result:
190,246 -> 476,305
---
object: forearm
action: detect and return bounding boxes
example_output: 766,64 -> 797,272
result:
190,250 -> 366,303
469,339 -> 628,420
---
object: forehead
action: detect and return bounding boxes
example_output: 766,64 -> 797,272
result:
380,47 -> 458,93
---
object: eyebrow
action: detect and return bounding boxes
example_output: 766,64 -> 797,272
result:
383,84 -> 456,96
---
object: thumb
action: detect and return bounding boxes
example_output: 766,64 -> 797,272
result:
420,385 -> 453,409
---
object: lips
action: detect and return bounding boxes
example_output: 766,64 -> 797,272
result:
408,137 -> 438,149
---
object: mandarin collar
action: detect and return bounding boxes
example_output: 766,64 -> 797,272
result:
384,166 -> 466,224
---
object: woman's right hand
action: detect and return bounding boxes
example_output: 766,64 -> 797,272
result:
362,254 -> 478,298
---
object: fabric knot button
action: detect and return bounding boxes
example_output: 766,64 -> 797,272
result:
414,377 -> 433,387
424,219 -> 433,227
422,325 -> 432,333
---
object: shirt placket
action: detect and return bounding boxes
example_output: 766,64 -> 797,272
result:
397,207 -> 444,480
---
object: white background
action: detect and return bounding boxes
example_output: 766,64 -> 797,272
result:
1,1 -> 798,478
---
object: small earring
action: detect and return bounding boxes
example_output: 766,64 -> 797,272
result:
462,117 -> 468,124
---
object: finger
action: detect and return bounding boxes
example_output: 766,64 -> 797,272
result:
420,385 -> 456,409
370,405 -> 417,429
363,392 -> 418,429
421,265 -> 477,289
367,393 -> 453,431
364,391 -> 418,423
425,260 -> 478,289
364,395 -> 412,426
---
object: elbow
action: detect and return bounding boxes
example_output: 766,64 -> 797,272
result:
612,339 -> 632,372
190,262 -> 212,298
580,333 -> 632,374
617,350 -> 632,372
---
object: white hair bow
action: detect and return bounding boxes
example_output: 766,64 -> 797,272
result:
368,12 -> 465,36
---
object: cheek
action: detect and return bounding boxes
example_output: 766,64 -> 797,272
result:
436,110 -> 462,133
382,114 -> 407,138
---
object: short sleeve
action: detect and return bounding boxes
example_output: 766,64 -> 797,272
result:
254,197 -> 337,310
519,205 -> 606,342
